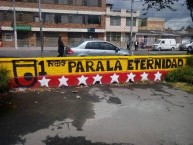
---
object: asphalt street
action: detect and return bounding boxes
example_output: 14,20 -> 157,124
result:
0,47 -> 187,58
0,82 -> 193,145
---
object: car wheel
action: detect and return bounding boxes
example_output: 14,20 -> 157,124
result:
171,47 -> 175,51
158,47 -> 161,51
188,46 -> 192,50
187,46 -> 192,54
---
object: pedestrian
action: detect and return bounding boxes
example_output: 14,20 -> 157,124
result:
127,40 -> 130,50
140,42 -> 145,49
57,36 -> 65,57
134,40 -> 139,51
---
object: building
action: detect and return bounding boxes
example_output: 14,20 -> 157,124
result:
177,27 -> 193,43
105,3 -> 140,47
0,0 -> 140,49
139,18 -> 165,31
0,0 -> 106,48
137,18 -> 181,48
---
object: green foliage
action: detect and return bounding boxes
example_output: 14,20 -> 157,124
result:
165,58 -> 193,84
0,67 -> 10,94
142,0 -> 193,22
186,55 -> 193,67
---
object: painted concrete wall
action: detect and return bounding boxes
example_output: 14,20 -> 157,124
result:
0,55 -> 187,88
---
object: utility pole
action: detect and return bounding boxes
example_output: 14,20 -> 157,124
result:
13,0 -> 18,49
129,0 -> 134,55
38,0 -> 44,57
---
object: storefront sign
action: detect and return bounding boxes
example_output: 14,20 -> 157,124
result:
14,25 -> 31,31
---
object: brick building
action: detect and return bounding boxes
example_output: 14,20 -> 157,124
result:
139,18 -> 165,31
0,0 -> 106,48
0,0 -> 140,49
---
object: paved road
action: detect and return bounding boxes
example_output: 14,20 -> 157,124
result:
0,47 -> 187,58
0,83 -> 193,145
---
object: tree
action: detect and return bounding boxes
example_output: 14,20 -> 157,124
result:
142,0 -> 193,22
186,0 -> 193,21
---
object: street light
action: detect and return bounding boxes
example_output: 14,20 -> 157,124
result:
38,0 -> 44,57
13,0 -> 18,49
129,0 -> 134,55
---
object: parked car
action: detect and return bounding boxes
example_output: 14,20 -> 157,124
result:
66,40 -> 130,56
152,39 -> 176,51
187,48 -> 193,54
179,40 -> 193,51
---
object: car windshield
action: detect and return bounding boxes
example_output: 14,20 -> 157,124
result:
71,40 -> 85,47
185,40 -> 193,43
155,40 -> 162,43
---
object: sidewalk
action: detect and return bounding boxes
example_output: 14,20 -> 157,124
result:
0,83 -> 193,145
0,47 -> 58,58
0,47 -> 57,51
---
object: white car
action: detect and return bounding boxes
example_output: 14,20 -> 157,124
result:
66,40 -> 130,56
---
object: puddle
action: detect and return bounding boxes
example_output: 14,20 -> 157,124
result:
43,136 -> 134,145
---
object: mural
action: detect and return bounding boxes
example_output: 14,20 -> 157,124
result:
0,56 -> 187,88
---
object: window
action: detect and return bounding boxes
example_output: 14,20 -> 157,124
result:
75,0 -> 83,6
17,13 -> 23,22
72,15 -> 83,24
110,16 -> 121,26
106,32 -> 121,42
102,42 -> 116,50
86,42 -> 101,49
27,0 -> 38,2
0,11 -> 12,21
85,42 -> 91,49
58,0 -> 68,4
45,13 -> 55,23
141,19 -> 147,26
60,14 -> 83,24
5,33 -> 13,41
22,12 -> 33,22
84,0 -> 101,7
55,14 -> 61,23
68,15 -> 73,23
61,15 -> 68,23
126,17 -> 136,26
42,0 -> 54,4
68,0 -> 73,5
68,15 -> 84,24
98,0 -> 101,7
33,13 -> 39,22
3,12 -> 6,21
0,12 -> 7,21
87,15 -> 100,24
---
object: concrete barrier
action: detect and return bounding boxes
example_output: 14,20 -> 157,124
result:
0,55 -> 188,88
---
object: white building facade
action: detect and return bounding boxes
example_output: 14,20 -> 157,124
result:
105,4 -> 140,48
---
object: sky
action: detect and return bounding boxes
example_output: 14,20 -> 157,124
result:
107,0 -> 193,30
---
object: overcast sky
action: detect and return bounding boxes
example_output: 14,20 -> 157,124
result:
107,0 -> 193,30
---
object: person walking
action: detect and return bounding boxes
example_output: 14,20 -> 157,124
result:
127,40 -> 130,50
57,36 -> 65,57
134,40 -> 139,51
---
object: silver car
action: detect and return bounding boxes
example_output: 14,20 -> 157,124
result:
66,40 -> 130,56
179,40 -> 193,51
